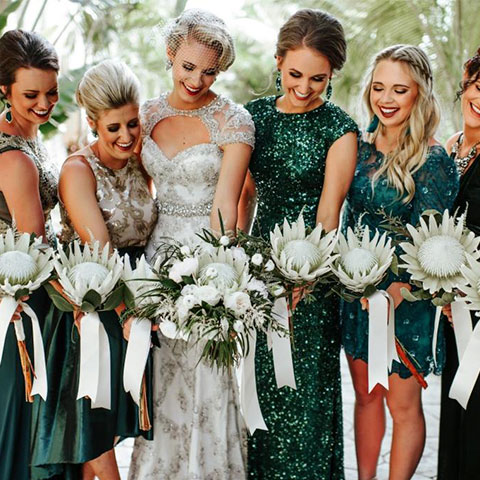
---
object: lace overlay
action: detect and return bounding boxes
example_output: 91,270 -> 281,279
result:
0,132 -> 58,234
128,94 -> 253,479
59,147 -> 157,248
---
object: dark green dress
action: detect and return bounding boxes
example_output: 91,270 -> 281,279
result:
438,151 -> 480,479
30,148 -> 158,479
0,132 -> 58,480
341,141 -> 459,378
245,96 -> 358,480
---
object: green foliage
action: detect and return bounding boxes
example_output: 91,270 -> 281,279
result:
0,0 -> 22,34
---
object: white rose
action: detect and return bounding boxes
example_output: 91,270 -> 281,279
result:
265,259 -> 275,272
247,278 -> 268,298
194,285 -> 221,306
231,246 -> 248,264
271,285 -> 285,297
168,257 -> 199,283
181,284 -> 197,296
159,320 -> 179,339
233,320 -> 244,333
251,253 -> 263,266
224,291 -> 252,316
182,294 -> 197,309
180,245 -> 191,256
219,235 -> 230,246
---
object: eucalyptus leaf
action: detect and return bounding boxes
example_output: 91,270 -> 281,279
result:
124,286 -> 135,310
363,284 -> 377,298
103,285 -> 124,311
82,289 -> 102,309
80,300 -> 96,313
432,297 -> 448,307
401,287 -> 420,302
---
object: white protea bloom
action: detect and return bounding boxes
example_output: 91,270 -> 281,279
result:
123,255 -> 162,308
459,254 -> 480,310
197,247 -> 250,293
53,240 -> 123,306
400,210 -> 480,293
270,214 -> 337,282
0,229 -> 54,296
332,226 -> 394,293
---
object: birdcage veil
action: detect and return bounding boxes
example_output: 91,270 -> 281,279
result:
159,8 -> 236,73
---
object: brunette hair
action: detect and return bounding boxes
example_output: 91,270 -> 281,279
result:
276,9 -> 346,71
456,48 -> 480,100
0,29 -> 59,96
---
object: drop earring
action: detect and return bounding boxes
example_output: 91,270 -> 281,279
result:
366,114 -> 379,133
276,71 -> 282,92
325,81 -> 333,100
5,101 -> 12,124
165,59 -> 173,70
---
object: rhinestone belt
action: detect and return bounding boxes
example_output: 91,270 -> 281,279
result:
157,201 -> 212,217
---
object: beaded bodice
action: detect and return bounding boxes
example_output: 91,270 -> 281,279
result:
60,147 -> 157,248
0,132 -> 58,233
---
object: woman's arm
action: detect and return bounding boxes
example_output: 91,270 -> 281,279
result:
0,151 -> 46,238
237,170 -> 257,234
316,131 -> 357,231
59,156 -> 111,247
210,143 -> 252,235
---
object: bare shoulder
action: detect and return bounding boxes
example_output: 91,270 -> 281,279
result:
0,149 -> 38,178
59,155 -> 95,189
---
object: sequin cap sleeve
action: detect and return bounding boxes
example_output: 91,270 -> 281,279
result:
215,100 -> 255,148
410,145 -> 459,224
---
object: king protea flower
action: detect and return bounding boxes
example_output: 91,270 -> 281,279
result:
400,210 -> 480,294
459,254 -> 480,310
197,247 -> 250,293
270,214 -> 337,283
0,229 -> 53,297
53,240 -> 123,308
332,226 -> 394,293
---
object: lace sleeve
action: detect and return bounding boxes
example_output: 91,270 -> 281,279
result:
140,97 -> 163,139
410,146 -> 460,224
216,100 -> 255,148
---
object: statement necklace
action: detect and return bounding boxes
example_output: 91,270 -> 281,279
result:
452,133 -> 480,175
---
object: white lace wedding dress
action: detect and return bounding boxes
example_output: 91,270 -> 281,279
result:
128,93 -> 255,480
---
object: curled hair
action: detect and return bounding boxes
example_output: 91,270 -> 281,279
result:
456,48 -> 480,100
164,9 -> 235,72
363,45 -> 440,204
75,60 -> 140,120
0,29 -> 59,98
276,9 -> 346,71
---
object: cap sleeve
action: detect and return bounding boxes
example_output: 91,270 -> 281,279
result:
216,99 -> 255,149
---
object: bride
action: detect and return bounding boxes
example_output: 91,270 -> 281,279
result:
128,9 -> 254,479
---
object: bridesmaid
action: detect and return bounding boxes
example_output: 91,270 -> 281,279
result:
30,60 -> 157,480
438,47 -> 480,480
0,29 -> 58,480
240,9 -> 358,480
341,45 -> 458,480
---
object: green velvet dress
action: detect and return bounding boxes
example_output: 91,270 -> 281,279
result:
0,132 -> 58,480
341,140 -> 459,377
245,96 -> 358,480
30,147 -> 158,479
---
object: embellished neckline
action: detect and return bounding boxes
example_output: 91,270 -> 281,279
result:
160,92 -> 224,116
86,145 -> 132,173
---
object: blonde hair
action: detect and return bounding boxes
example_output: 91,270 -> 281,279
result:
75,60 -> 140,120
363,45 -> 440,203
165,9 -> 235,72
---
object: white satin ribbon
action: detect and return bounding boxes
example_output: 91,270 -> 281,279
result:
0,296 -> 48,400
449,300 -> 480,409
123,317 -> 151,405
367,290 -> 398,393
235,330 -> 267,434
432,306 -> 442,366
77,311 -> 111,409
270,298 -> 296,390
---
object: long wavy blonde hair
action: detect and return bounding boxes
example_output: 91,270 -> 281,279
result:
363,45 -> 440,203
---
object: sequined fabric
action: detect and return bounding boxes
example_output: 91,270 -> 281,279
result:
341,140 -> 459,378
0,132 -> 58,233
246,96 -> 358,480
59,146 -> 157,248
129,93 -> 255,480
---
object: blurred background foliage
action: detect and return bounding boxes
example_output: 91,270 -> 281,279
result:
0,0 -> 478,143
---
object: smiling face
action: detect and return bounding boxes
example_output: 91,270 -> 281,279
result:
2,67 -> 58,126
276,47 -> 331,113
369,59 -> 419,131
168,38 -> 220,109
90,103 -> 140,165
461,75 -> 480,130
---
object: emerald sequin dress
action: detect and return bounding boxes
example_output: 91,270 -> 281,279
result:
0,132 -> 58,480
341,140 -> 459,377
245,96 -> 358,480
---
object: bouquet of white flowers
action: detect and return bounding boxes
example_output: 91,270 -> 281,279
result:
46,240 -> 124,409
0,229 -> 53,401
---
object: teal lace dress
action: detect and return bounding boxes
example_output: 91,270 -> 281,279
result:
342,140 -> 459,377
245,96 -> 358,480
0,132 -> 58,480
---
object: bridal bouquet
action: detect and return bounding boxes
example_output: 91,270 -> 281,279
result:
0,229 -> 53,401
46,240 -> 124,409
